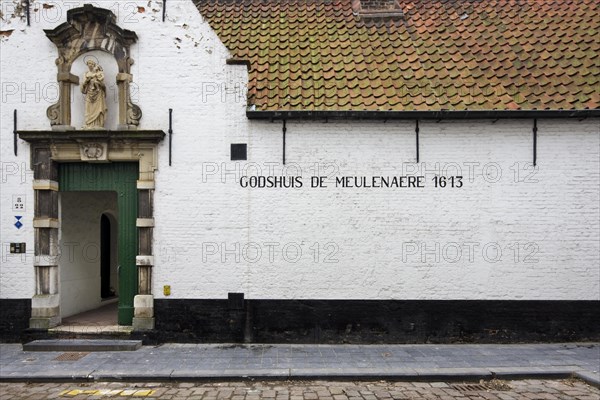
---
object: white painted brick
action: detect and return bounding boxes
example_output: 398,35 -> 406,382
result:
1,1 -> 598,303
153,118 -> 600,301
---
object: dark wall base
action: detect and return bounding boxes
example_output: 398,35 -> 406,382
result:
152,299 -> 600,344
6,299 -> 597,344
0,299 -> 31,342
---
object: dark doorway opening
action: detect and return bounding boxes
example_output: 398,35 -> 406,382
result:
101,213 -> 113,299
60,162 -> 137,325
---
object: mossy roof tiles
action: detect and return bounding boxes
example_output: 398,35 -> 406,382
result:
195,0 -> 600,111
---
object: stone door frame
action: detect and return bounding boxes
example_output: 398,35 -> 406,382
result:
19,131 -> 164,331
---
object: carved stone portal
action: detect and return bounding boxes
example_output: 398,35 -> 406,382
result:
18,130 -> 165,330
44,5 -> 141,130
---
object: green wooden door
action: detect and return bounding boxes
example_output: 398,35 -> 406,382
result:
59,162 -> 138,325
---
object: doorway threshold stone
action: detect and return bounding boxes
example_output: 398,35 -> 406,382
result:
49,325 -> 133,335
23,339 -> 141,352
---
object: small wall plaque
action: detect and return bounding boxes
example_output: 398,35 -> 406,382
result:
231,143 -> 247,160
12,195 -> 25,212
10,243 -> 26,254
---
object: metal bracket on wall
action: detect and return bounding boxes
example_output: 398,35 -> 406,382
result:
26,0 -> 30,26
282,119 -> 287,165
168,109 -> 173,166
13,110 -> 18,156
533,118 -> 537,166
415,119 -> 420,163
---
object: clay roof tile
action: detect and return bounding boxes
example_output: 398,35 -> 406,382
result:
195,0 -> 599,111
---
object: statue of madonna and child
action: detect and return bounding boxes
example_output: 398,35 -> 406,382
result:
81,58 -> 108,129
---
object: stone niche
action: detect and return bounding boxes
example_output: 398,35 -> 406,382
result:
45,4 -> 141,131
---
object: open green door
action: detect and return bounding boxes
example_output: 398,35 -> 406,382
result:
59,162 -> 138,325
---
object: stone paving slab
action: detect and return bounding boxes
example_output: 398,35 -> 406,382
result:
0,342 -> 598,388
89,369 -> 174,381
0,370 -> 93,381
170,369 -> 290,379
489,366 -> 581,377
412,367 -> 492,379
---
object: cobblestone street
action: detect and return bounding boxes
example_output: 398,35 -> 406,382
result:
1,379 -> 598,400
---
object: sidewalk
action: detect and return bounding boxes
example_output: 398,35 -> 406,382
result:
1,343 -> 598,386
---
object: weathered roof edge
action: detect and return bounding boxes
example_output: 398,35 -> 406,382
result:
247,109 -> 600,121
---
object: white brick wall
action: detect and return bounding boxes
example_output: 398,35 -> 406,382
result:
1,1 -> 599,301
154,119 -> 599,300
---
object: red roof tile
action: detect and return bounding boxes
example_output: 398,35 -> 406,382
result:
195,0 -> 600,111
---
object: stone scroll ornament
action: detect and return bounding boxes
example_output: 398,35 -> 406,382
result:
81,58 -> 108,129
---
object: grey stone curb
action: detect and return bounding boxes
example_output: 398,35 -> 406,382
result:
1,367 -> 597,387
574,371 -> 600,389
